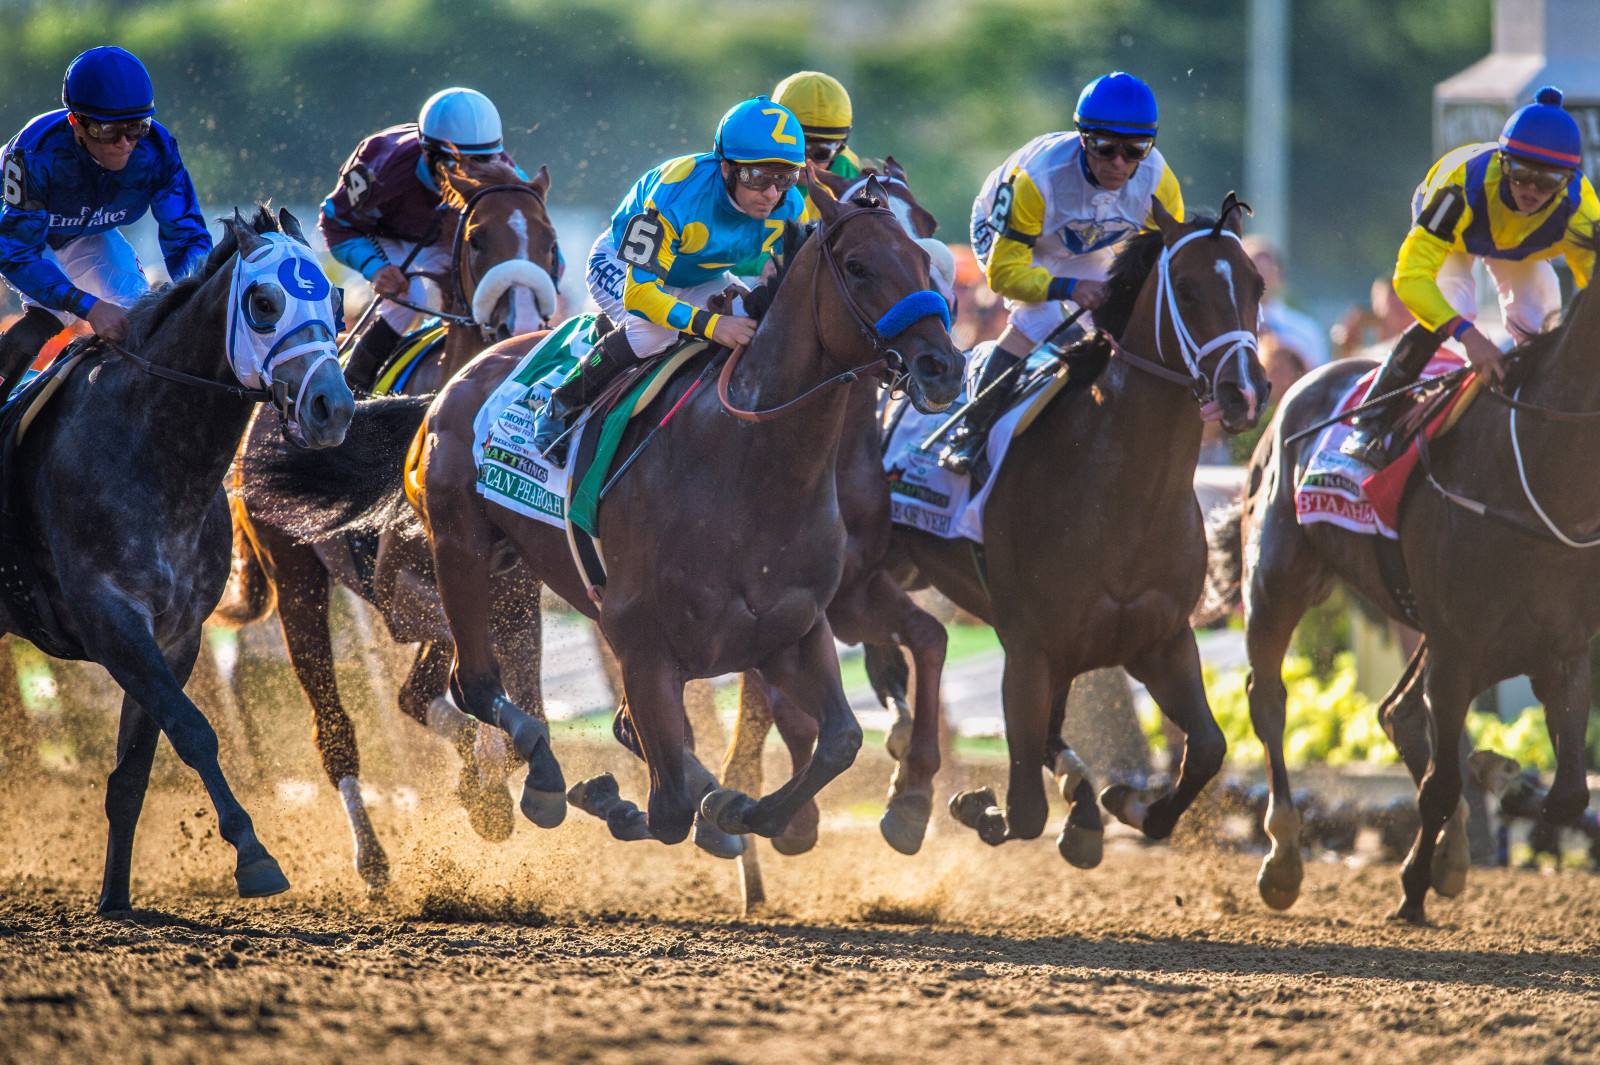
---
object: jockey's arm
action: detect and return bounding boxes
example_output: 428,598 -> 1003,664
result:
1560,177 -> 1600,291
149,158 -> 212,282
621,212 -> 721,340
1393,191 -> 1474,339
0,188 -> 95,318
984,171 -> 1076,304
1143,163 -> 1186,227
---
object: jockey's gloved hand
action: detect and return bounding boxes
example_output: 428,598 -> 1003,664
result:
86,300 -> 130,342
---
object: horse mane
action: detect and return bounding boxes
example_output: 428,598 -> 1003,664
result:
122,204 -> 281,349
1093,213 -> 1221,342
437,160 -> 525,212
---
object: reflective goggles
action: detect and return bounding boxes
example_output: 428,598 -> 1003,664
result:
734,164 -> 801,192
73,114 -> 152,145
805,139 -> 844,164
1080,132 -> 1155,163
1501,153 -> 1574,194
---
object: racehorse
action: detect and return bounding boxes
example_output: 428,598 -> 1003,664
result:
215,161 -> 560,893
1212,253 -> 1600,923
863,198 -> 1269,864
723,158 -> 958,856
1,206 -> 353,913
239,179 -> 963,848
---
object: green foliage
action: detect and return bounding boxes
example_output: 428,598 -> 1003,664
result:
1290,584 -> 1353,679
0,0 -> 1490,309
1467,706 -> 1556,772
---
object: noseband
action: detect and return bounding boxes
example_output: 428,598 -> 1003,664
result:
718,203 -> 950,423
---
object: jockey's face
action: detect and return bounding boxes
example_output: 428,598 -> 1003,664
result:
1507,175 -> 1560,215
70,118 -> 136,171
1080,132 -> 1153,191
721,161 -> 786,220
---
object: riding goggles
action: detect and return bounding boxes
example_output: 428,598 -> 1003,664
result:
1080,133 -> 1155,163
805,140 -> 844,164
735,164 -> 801,192
1501,153 -> 1574,194
73,114 -> 152,145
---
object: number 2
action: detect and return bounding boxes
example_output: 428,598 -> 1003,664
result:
762,108 -> 798,146
988,181 -> 1014,231
3,157 -> 23,209
620,212 -> 664,269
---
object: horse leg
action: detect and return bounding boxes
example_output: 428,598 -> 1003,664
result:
1117,627 -> 1225,841
429,494 -> 564,828
82,615 -> 285,910
702,619 -> 863,840
273,544 -> 388,894
1393,659 -> 1473,925
404,638 -> 516,843
864,580 -> 947,855
1378,642 -> 1432,785
1530,654 -> 1593,826
949,641 -> 1052,846
1242,604 -> 1306,910
615,654 -> 697,845
1047,690 -> 1103,869
764,680 -> 821,854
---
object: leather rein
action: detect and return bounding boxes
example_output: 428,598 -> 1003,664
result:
718,204 -> 912,423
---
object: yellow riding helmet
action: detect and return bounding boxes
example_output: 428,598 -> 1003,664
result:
774,71 -> 852,141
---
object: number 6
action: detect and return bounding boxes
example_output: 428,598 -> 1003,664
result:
3,157 -> 24,209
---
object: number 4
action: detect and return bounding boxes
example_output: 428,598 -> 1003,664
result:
3,157 -> 24,209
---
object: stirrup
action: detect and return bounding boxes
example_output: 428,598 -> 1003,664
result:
531,397 -> 576,463
1338,426 -> 1387,469
938,426 -> 984,474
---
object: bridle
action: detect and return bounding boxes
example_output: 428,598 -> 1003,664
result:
719,201 -> 949,422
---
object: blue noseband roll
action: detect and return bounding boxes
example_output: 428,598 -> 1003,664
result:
874,289 -> 950,338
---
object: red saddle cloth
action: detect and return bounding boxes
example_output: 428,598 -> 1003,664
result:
1360,354 -> 1478,531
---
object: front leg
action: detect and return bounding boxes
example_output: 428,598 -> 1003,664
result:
1121,626 -> 1225,841
1531,655 -> 1593,826
1393,661 -> 1473,925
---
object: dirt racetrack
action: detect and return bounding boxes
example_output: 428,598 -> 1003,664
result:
4,742 -> 1600,1065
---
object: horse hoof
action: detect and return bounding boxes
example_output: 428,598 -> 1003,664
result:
949,787 -> 997,830
771,800 -> 820,856
1467,750 -> 1521,796
1432,807 -> 1471,898
1056,824 -> 1103,869
568,773 -> 623,820
701,788 -> 756,836
97,894 -> 133,915
235,856 -> 290,899
1387,900 -> 1431,926
356,848 -> 392,897
1100,783 -> 1147,831
881,789 -> 933,856
1256,851 -> 1304,911
607,804 -> 652,842
520,782 -> 568,829
693,813 -> 746,859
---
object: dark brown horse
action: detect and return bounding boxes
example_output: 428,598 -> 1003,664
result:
1215,267 -> 1600,924
847,200 -> 1269,863
724,158 -> 955,856
240,180 -> 964,848
213,161 -> 560,893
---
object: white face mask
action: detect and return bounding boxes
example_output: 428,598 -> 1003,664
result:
226,232 -> 341,394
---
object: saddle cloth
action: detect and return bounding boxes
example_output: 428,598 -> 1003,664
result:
883,343 -> 1084,543
469,314 -> 705,537
1295,352 -> 1478,538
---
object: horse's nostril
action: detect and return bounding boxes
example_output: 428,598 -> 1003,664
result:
312,394 -> 330,425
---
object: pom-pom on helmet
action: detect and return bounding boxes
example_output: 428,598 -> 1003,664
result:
714,96 -> 806,167
1500,86 -> 1582,168
62,46 -> 155,122
1074,71 -> 1158,137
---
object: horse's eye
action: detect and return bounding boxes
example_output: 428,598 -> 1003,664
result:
846,259 -> 869,279
1174,280 -> 1197,302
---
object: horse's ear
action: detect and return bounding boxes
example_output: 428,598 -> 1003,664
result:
861,174 -> 888,208
808,171 -> 842,223
1150,197 -> 1186,246
277,207 -> 310,247
530,164 -> 551,199
232,207 -> 266,257
884,155 -> 908,184
1216,190 -> 1253,238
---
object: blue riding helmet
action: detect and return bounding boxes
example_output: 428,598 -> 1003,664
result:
1500,86 -> 1582,169
714,96 -> 806,167
62,46 -> 156,122
1074,71 -> 1158,137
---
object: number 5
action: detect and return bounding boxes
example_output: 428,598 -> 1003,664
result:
761,108 -> 798,146
620,212 -> 664,269
3,157 -> 24,209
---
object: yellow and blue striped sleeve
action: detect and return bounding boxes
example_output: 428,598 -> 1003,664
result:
621,210 -> 721,339
984,170 -> 1065,304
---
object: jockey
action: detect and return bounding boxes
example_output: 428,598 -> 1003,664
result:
530,95 -> 807,461
1341,86 -> 1600,467
320,87 -> 523,393
944,71 -> 1184,475
0,46 -> 211,400
774,71 -> 863,181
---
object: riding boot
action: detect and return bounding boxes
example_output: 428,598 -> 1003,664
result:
0,307 -> 64,404
342,319 -> 401,396
941,347 -> 1024,478
1338,323 -> 1446,468
531,326 -> 636,463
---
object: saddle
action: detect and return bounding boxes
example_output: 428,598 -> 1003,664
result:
0,340 -> 98,660
370,323 -> 447,396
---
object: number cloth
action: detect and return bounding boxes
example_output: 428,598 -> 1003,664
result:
605,153 -> 804,341
1395,142 -> 1600,338
0,109 -> 209,317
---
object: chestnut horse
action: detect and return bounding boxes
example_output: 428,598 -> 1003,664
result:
1215,259 -> 1600,923
214,161 -> 560,893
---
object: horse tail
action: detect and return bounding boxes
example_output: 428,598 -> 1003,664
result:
1193,500 -> 1244,628
210,497 -> 277,628
236,395 -> 432,542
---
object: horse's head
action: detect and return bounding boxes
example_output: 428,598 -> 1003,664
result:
1142,192 -> 1272,433
220,207 -> 354,448
439,161 -> 561,342
804,178 -> 963,414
